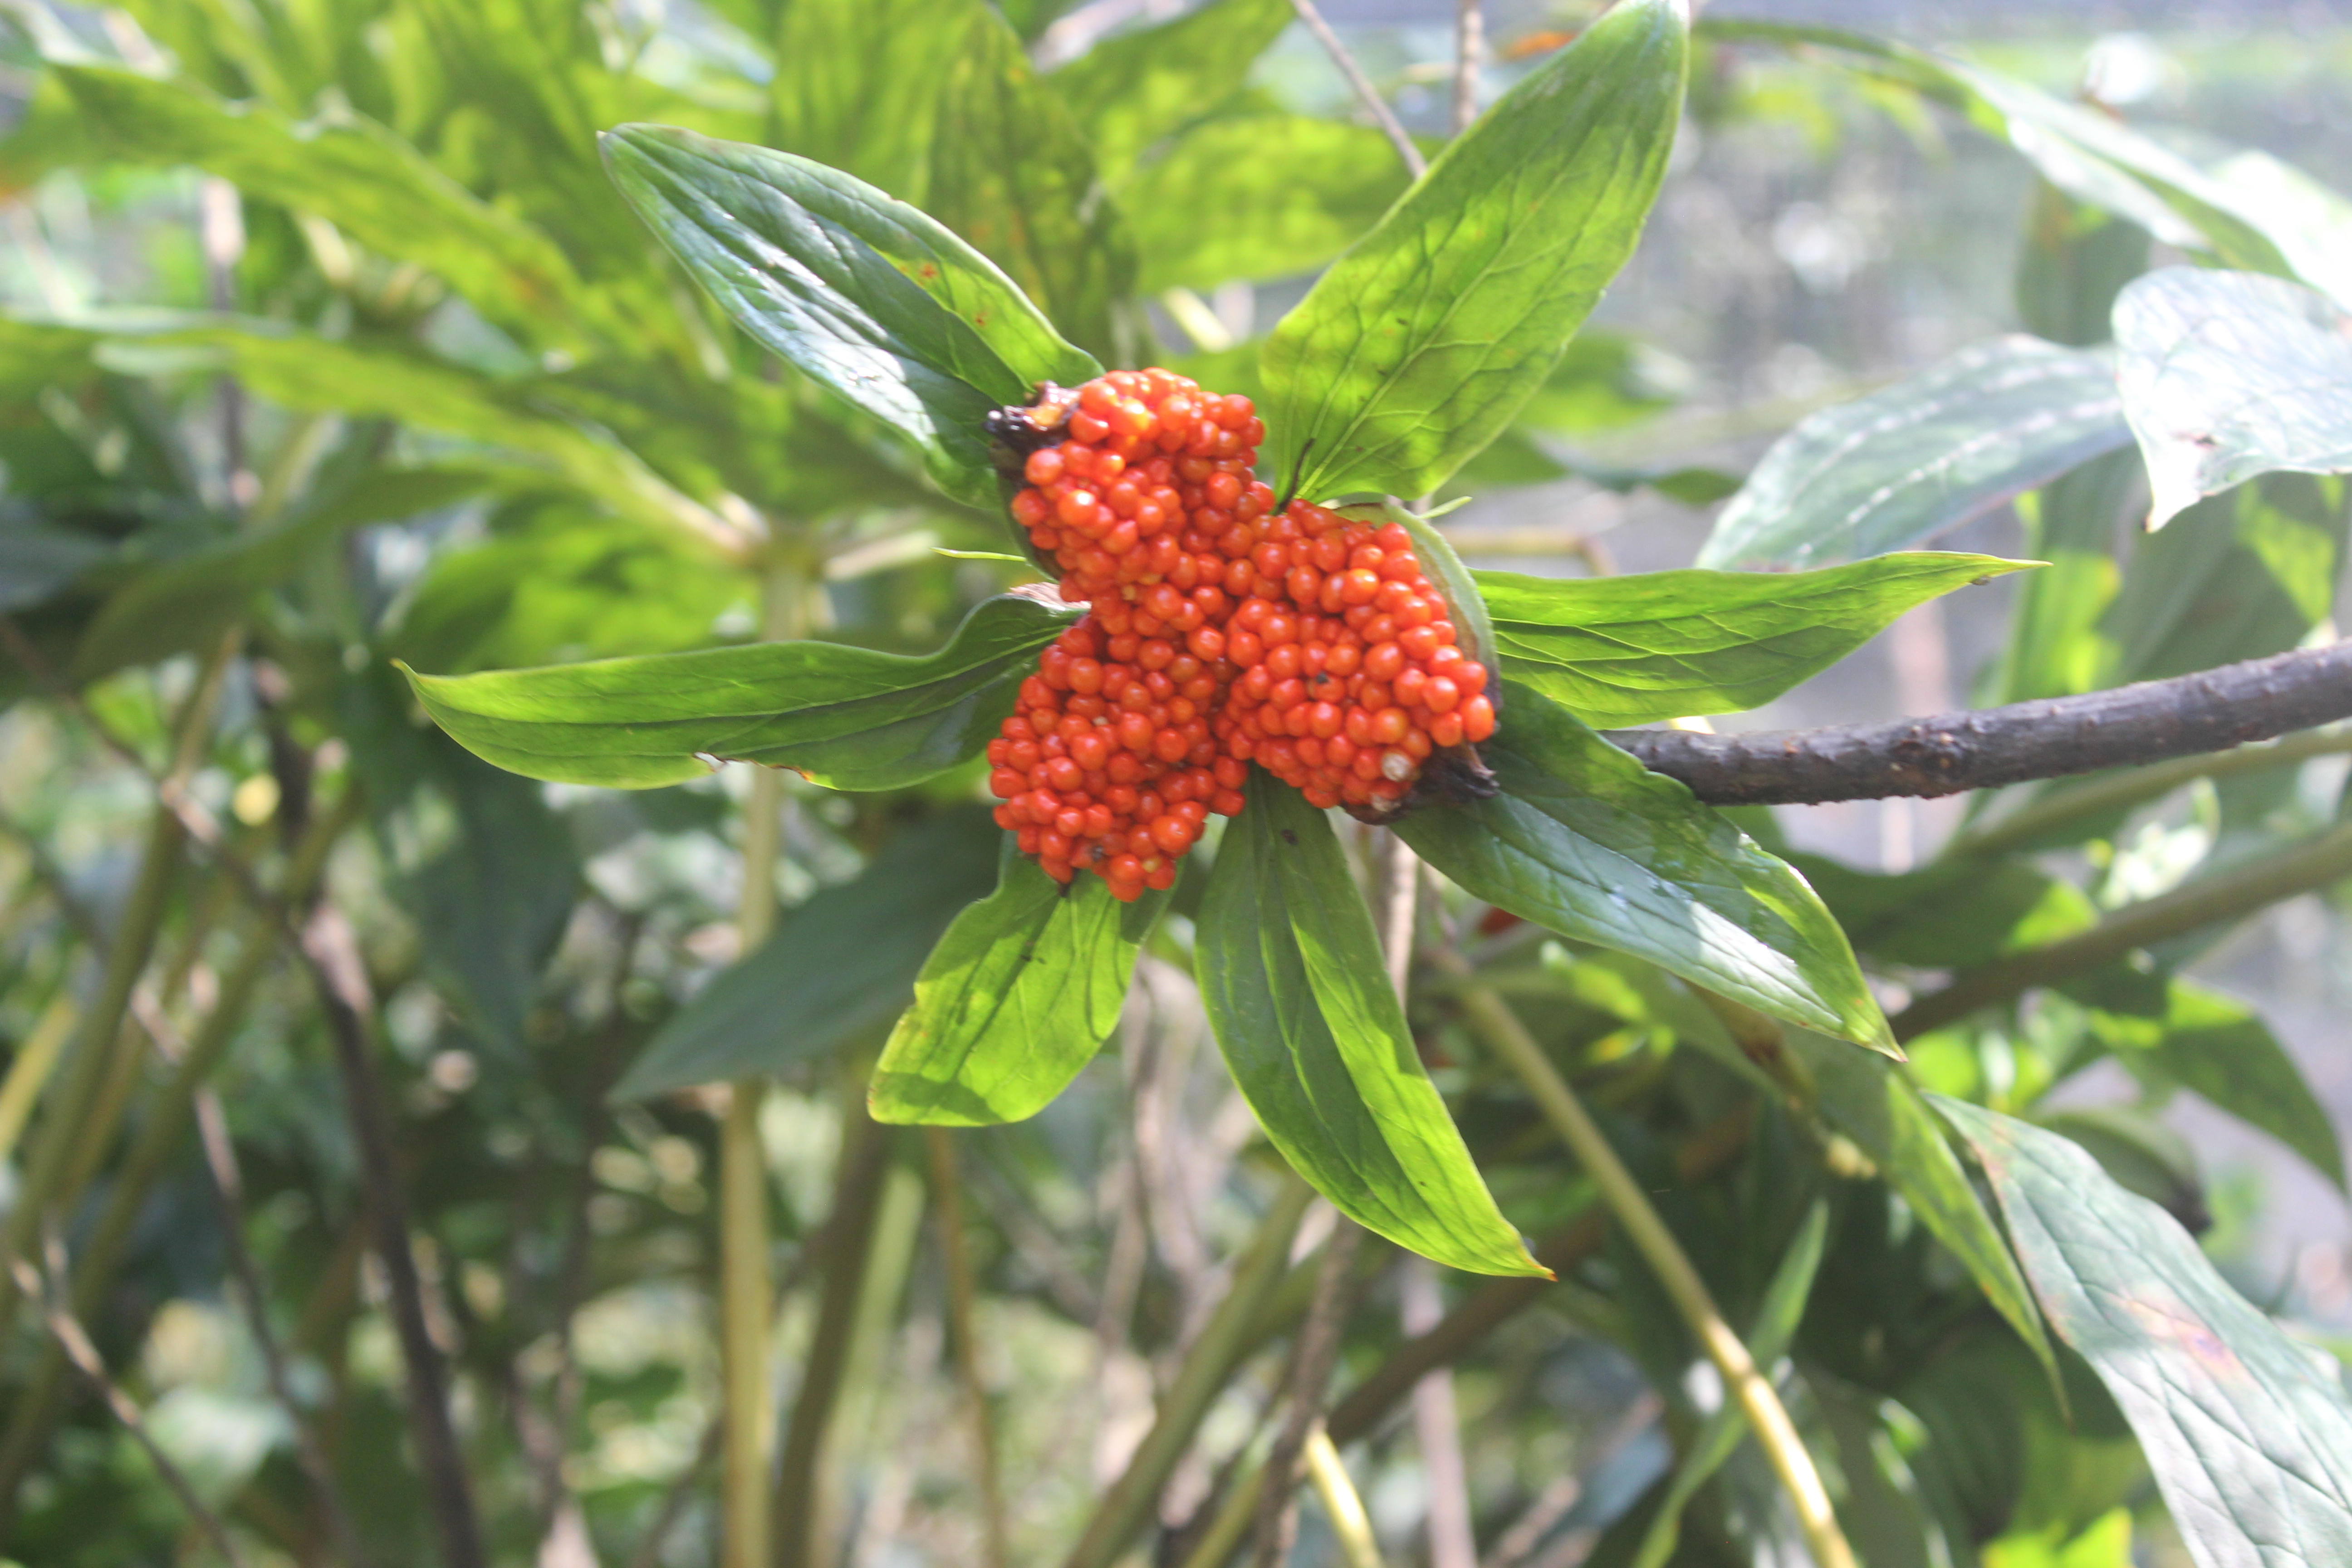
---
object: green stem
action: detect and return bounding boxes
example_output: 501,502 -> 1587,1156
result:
1435,953 -> 1858,1568
1303,1426 -> 1383,1568
1060,1176 -> 1316,1568
927,1127 -> 1008,1568
1896,819 -> 2352,1040
0,992 -> 75,1166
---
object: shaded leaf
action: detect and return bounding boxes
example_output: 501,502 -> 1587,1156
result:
766,0 -> 974,200
2113,268 -> 2352,529
0,521 -> 116,614
1126,113 -> 1409,295
1397,683 -> 1892,1052
403,591 -> 1079,790
1197,773 -> 1541,1276
1054,0 -> 1295,180
1993,449 -> 2139,704
1699,336 -> 2129,568
1936,1099 -> 2352,1568
1263,0 -> 1686,501
870,836 -> 1166,1125
1475,553 -> 2034,727
617,808 -> 1006,1100
601,123 -> 1097,506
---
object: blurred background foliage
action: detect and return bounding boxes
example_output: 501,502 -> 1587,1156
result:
0,2 -> 2347,1567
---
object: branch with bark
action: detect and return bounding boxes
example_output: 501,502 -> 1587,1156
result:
1602,641 -> 2352,806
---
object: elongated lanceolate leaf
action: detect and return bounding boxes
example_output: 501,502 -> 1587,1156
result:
1700,336 -> 2129,568
1053,0 -> 1295,181
602,124 -> 1098,505
403,592 -> 1079,790
870,838 -> 1167,1125
1395,683 -> 1892,1053
2114,269 -> 2352,529
1263,0 -> 1686,502
619,808 -> 1005,1100
1475,553 -> 2036,726
1632,1201 -> 1829,1568
1198,774 -> 1542,1277
1936,1100 -> 2352,1568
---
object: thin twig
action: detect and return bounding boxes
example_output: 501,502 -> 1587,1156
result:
1435,954 -> 1857,1568
1450,0 -> 1484,135
1402,1258 -> 1476,1568
1250,1217 -> 1367,1568
1303,1426 -> 1383,1568
926,1128 -> 1009,1568
1289,0 -> 1426,179
13,1251 -> 252,1568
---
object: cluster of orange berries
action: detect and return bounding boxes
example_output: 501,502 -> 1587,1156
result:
984,369 -> 1494,901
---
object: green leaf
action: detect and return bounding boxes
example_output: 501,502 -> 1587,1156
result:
73,469 -> 491,682
1197,773 -> 1542,1277
1262,0 -> 1687,502
402,591 -> 1079,790
1512,331 -> 1688,436
1781,1030 -> 2060,1393
617,808 -> 1006,1100
26,65 -> 600,349
1632,1200 -> 1829,1568
1794,853 -> 2096,970
600,123 -> 1097,507
2114,268 -> 2352,529
1126,114 -> 1410,295
2092,980 -> 2345,1191
1935,1099 -> 2352,1568
926,8 -> 1136,363
1054,0 -> 1295,181
1699,337 -> 2130,568
2015,182 -> 2152,351
0,523 -> 115,614
1993,450 -> 2138,704
869,837 -> 1167,1125
1475,553 -> 2036,728
766,0 -> 974,200
1395,683 -> 1891,1053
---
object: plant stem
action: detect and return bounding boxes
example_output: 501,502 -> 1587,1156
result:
726,558 -> 800,1568
1303,1426 -> 1383,1568
1450,0 -> 1483,135
1060,1175 -> 1315,1568
1289,0 -> 1426,179
1434,953 -> 1857,1568
0,991 -> 74,1165
1895,819 -> 2352,1040
926,1127 -> 1009,1568
1250,1215 -> 1366,1568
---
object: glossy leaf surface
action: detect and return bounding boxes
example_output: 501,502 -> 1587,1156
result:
1700,336 -> 2129,568
404,592 -> 1078,790
1198,774 -> 1542,1276
1476,553 -> 2035,726
1396,684 -> 1891,1052
869,838 -> 1167,1125
1263,0 -> 1686,501
602,123 -> 1097,505
1938,1100 -> 2352,1568
618,809 -> 1005,1100
2114,268 -> 2352,529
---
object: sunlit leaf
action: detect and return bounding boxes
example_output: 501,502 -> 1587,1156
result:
1197,773 -> 1543,1277
1937,1100 -> 2352,1568
618,808 -> 1006,1100
1475,553 -> 2035,727
402,592 -> 1079,790
1263,0 -> 1687,501
1054,0 -> 1295,180
1396,683 -> 1892,1053
870,838 -> 1167,1125
1699,337 -> 2130,568
2113,269 -> 2352,529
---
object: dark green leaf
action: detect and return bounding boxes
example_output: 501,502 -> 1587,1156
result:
402,591 -> 1079,790
0,521 -> 115,614
1992,449 -> 2139,704
1794,853 -> 2095,971
1632,1200 -> 1829,1568
601,123 -> 1097,506
869,837 -> 1167,1125
1197,773 -> 1541,1276
1126,114 -> 1410,295
1936,1098 -> 2352,1568
1781,1031 -> 2059,1391
1699,337 -> 2129,569
1475,553 -> 2035,727
1395,683 -> 1891,1053
1262,0 -> 1686,501
2093,980 -> 2344,1190
617,808 -> 1006,1100
926,8 -> 1136,363
2114,268 -> 2352,529
1054,0 -> 1295,180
